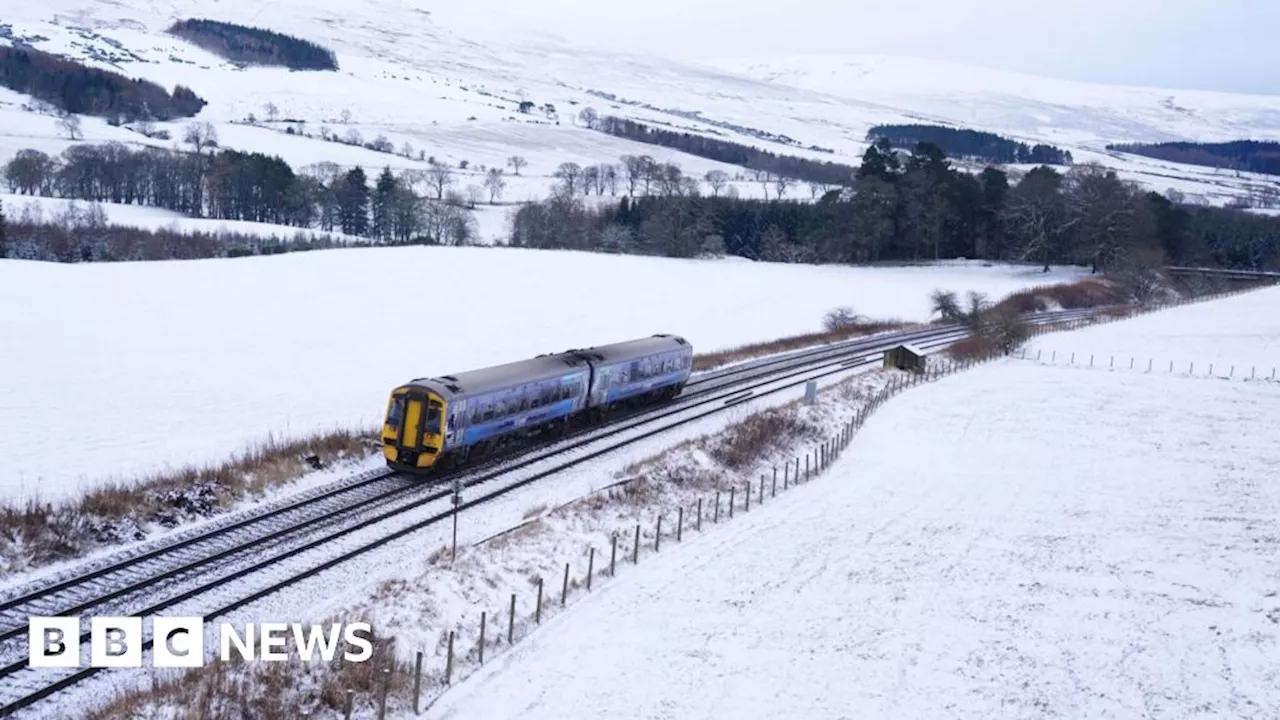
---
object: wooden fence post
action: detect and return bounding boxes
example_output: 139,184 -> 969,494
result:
729,486 -> 735,517
508,593 -> 516,643
610,534 -> 617,576
759,475 -> 765,504
677,506 -> 684,542
445,632 -> 454,685
772,467 -> 777,497
784,462 -> 790,489
378,667 -> 390,720
561,562 -> 569,606
344,689 -> 354,719
536,578 -> 543,624
656,515 -> 662,551
633,524 -> 640,563
414,650 -> 423,714
744,482 -> 750,511
479,612 -> 486,664
697,498 -> 703,531
587,547 -> 595,589
714,492 -> 720,523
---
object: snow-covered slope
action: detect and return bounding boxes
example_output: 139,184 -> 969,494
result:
0,249 -> 1083,503
709,53 -> 1280,146
424,286 -> 1280,720
1,3 -> 1279,212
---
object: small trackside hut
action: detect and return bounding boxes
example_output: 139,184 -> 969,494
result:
883,343 -> 926,373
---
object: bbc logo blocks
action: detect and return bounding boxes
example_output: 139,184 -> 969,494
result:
29,616 -> 202,668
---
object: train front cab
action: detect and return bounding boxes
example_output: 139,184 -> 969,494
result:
383,386 -> 446,472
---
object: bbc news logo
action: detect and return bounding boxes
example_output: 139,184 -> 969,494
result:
29,617 -> 373,668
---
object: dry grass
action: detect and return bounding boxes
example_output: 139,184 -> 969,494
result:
706,407 -> 816,471
992,277 -> 1133,314
693,319 -> 913,372
0,426 -> 380,576
84,623 -> 409,720
946,334 -> 1000,360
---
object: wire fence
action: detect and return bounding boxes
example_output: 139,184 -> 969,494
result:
330,281 -> 1269,718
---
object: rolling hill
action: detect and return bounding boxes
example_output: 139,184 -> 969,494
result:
2,0 -> 1279,224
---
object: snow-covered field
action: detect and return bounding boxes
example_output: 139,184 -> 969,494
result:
1,1 -> 1278,221
422,287 -> 1280,720
0,249 -> 1084,503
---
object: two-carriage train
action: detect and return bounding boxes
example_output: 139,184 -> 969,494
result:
382,334 -> 693,473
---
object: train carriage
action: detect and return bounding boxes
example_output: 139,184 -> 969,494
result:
575,334 -> 694,410
384,351 -> 591,471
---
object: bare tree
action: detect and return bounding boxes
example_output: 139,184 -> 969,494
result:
183,121 -> 217,154
427,164 -> 455,200
704,170 -> 729,197
344,128 -> 363,145
602,164 -> 618,196
484,168 -> 506,204
400,142 -> 415,159
656,163 -> 683,196
774,174 -> 791,199
582,165 -> 600,196
578,107 -> 599,129
340,108 -> 352,124
620,155 -> 644,196
264,102 -> 279,122
639,156 -> 659,195
58,113 -> 83,141
554,162 -> 583,195
507,155 -> 527,176
466,184 -> 483,208
751,168 -> 772,200
808,181 -> 830,200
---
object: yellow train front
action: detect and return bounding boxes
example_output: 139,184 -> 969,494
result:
382,384 -> 447,471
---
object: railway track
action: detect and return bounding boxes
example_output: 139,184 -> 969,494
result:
0,308 -> 1098,716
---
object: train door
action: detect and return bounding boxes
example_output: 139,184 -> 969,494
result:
398,392 -> 427,450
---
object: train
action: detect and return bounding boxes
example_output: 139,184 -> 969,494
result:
382,334 -> 694,473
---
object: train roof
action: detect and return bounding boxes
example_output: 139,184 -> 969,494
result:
570,334 -> 691,364
397,335 -> 690,399
403,351 -> 589,398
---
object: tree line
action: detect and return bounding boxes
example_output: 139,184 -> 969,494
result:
0,45 -> 206,123
2,199 -> 357,262
868,124 -> 1073,165
1,141 -> 486,259
167,19 -> 339,71
511,139 -> 1280,272
592,115 -> 860,186
1107,140 -> 1280,177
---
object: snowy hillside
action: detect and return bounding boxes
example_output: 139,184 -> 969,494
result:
424,286 -> 1280,720
0,250 -> 1083,502
1,2 -> 1279,216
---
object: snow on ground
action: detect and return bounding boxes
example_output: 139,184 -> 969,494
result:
420,289 -> 1280,720
1,2 -> 1277,210
1025,284 -> 1280,377
0,248 -> 1084,503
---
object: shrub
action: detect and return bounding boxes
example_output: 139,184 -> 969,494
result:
822,306 -> 862,332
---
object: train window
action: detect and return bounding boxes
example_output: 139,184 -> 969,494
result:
425,402 -> 443,434
387,396 -> 405,427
